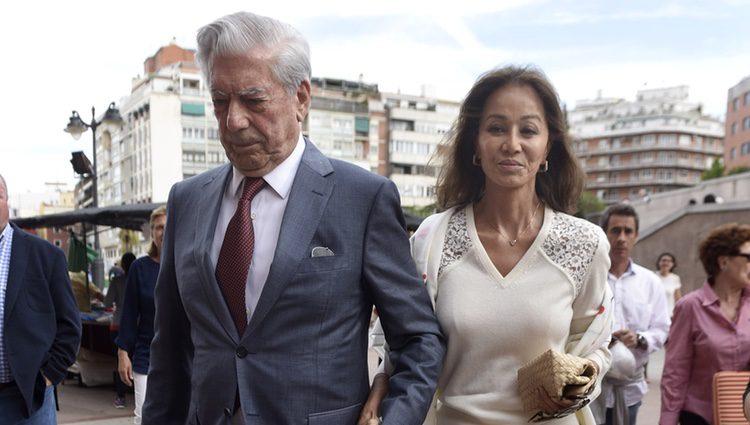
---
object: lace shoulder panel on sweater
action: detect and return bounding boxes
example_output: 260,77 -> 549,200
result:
438,208 -> 472,278
541,211 -> 600,296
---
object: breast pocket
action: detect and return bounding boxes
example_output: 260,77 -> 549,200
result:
296,255 -> 350,274
24,277 -> 53,312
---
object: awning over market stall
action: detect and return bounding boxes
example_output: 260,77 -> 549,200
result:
11,203 -> 165,231
11,202 -> 423,231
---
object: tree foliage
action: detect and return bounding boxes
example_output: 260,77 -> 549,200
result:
576,191 -> 605,218
701,158 -> 725,181
119,229 -> 141,254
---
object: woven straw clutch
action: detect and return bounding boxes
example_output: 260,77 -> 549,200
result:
517,349 -> 597,414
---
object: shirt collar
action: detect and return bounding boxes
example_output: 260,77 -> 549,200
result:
609,259 -> 636,280
699,280 -> 750,307
229,134 -> 305,200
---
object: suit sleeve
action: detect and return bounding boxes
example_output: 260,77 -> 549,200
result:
363,180 -> 445,424
41,247 -> 82,384
142,185 -> 193,425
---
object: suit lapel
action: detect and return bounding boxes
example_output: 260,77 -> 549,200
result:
4,224 -> 29,321
192,165 -> 240,341
246,141 -> 334,336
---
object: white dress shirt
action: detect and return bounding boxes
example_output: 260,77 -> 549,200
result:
605,260 -> 670,407
210,135 -> 305,322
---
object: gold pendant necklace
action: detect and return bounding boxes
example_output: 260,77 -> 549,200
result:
488,201 -> 542,247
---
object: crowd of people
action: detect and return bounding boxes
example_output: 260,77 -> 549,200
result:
1,9 -> 749,425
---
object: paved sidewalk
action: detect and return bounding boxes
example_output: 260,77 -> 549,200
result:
59,349 -> 666,424
57,380 -> 131,424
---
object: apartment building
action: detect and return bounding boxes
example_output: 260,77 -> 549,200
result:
94,42 -> 224,267
305,78 -> 460,207
382,90 -> 460,207
91,43 -> 459,268
725,75 -> 750,171
304,77 -> 383,174
569,86 -> 724,204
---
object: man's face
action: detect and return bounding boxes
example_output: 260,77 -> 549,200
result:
605,214 -> 638,263
0,179 -> 8,232
210,49 -> 311,177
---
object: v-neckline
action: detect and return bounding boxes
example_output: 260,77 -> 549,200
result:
466,203 -> 550,285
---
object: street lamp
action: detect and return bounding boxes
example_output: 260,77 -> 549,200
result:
64,102 -> 123,286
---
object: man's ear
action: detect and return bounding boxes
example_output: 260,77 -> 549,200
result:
295,79 -> 311,123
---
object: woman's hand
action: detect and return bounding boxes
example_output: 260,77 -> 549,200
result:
536,387 -> 577,415
117,348 -> 134,387
357,373 -> 389,425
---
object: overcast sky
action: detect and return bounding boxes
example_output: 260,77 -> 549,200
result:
2,0 -> 749,204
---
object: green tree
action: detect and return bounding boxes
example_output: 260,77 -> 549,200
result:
576,191 -> 605,218
701,158 -> 725,181
119,229 -> 141,253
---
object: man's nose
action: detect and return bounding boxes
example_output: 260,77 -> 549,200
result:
226,100 -> 250,131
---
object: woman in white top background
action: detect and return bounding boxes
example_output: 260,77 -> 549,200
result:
656,252 -> 682,314
359,65 -> 613,425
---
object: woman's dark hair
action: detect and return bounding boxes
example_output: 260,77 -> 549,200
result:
656,252 -> 677,272
434,65 -> 583,213
121,252 -> 136,275
698,223 -> 750,284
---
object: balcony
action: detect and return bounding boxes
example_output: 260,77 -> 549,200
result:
581,142 -> 722,157
583,158 -> 713,173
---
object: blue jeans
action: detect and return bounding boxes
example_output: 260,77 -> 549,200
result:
0,384 -> 56,424
604,401 -> 641,425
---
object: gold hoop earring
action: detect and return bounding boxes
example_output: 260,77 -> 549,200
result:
472,154 -> 481,166
538,160 -> 549,173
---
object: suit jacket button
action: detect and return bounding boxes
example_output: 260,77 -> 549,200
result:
224,407 -> 233,417
236,346 -> 248,358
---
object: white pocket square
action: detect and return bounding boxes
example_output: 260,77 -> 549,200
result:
310,246 -> 335,257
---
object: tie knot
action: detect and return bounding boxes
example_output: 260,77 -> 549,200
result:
241,177 -> 265,201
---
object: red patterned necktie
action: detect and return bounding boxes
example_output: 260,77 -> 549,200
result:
216,177 -> 265,336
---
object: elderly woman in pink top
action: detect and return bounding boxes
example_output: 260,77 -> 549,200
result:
660,223 -> 750,425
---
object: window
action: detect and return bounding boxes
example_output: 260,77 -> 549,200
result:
730,147 -> 737,159
742,142 -> 750,156
734,98 -> 740,111
744,117 -> 750,130
659,134 -> 676,146
745,92 -> 750,106
732,122 -> 738,135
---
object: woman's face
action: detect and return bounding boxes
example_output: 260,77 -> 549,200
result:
475,84 -> 549,193
721,241 -> 750,288
658,255 -> 675,273
152,214 -> 166,254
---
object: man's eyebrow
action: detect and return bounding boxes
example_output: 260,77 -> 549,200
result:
237,87 -> 268,97
210,88 -> 269,97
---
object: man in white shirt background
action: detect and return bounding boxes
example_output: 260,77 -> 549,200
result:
596,203 -> 670,425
